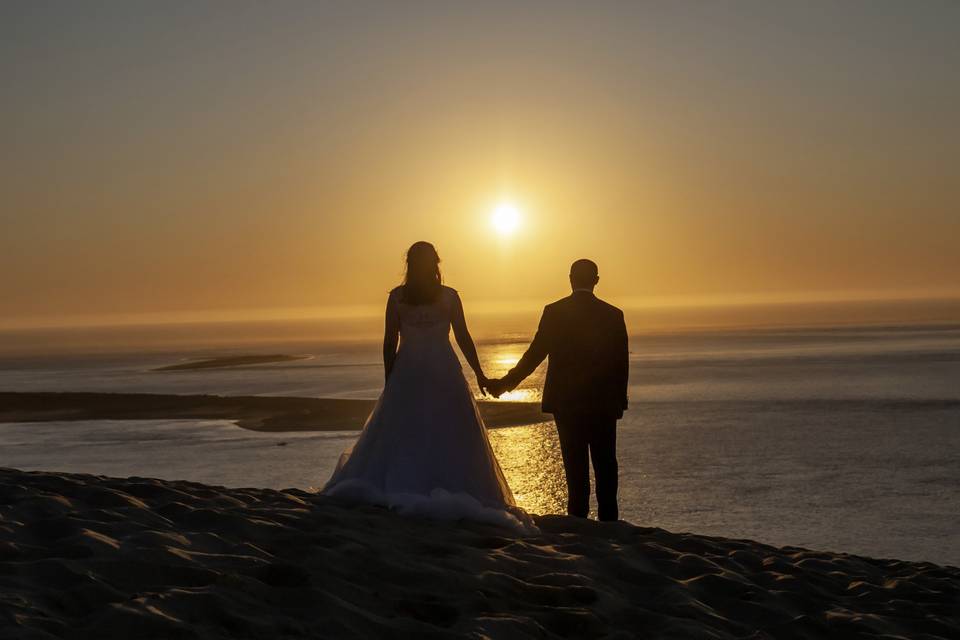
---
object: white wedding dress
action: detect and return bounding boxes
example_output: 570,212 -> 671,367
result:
322,286 -> 535,532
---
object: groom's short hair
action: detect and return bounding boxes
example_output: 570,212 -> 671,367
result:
570,259 -> 599,288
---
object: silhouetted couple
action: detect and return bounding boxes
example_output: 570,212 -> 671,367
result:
323,242 -> 629,530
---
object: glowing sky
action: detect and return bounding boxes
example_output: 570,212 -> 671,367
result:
2,1 -> 958,328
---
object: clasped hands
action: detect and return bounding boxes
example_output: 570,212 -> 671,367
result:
477,374 -> 508,398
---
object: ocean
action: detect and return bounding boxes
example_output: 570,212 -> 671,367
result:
1,323 -> 958,566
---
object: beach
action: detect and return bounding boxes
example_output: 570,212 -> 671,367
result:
2,467 -> 958,639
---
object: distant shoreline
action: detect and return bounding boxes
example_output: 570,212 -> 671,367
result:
0,391 -> 550,431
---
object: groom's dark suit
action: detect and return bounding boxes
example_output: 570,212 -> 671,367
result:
500,290 -> 629,520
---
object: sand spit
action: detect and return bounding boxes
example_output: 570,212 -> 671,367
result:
0,392 -> 549,431
152,355 -> 312,371
1,468 -> 958,639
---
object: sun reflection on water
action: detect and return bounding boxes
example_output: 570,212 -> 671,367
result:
481,343 -> 544,404
487,422 -> 566,516
494,388 -> 539,403
480,342 -> 562,514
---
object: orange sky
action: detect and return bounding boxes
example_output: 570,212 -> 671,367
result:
2,2 -> 958,331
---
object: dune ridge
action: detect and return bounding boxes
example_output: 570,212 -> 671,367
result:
1,468 -> 958,639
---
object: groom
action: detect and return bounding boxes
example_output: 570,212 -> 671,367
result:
489,259 -> 629,521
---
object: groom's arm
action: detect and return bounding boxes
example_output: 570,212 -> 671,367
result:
615,308 -> 629,410
501,307 -> 551,391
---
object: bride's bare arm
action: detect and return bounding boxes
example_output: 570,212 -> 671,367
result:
451,291 -> 486,387
383,292 -> 400,380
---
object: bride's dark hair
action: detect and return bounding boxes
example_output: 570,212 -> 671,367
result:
401,241 -> 442,305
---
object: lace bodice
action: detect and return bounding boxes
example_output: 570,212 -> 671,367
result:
389,286 -> 459,344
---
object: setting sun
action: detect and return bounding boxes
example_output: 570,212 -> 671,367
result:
491,202 -> 522,236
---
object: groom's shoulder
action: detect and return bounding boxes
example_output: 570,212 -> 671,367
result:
549,294 -> 622,313
564,294 -> 624,322
595,296 -> 624,317
544,296 -> 569,312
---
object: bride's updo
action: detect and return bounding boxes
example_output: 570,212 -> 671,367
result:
401,241 -> 442,305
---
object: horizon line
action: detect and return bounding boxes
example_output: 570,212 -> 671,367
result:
1,287 -> 958,333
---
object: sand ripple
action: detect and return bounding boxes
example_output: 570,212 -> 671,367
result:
1,467 -> 958,639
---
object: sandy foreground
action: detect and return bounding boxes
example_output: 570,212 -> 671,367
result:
0,392 -> 549,431
1,469 -> 958,639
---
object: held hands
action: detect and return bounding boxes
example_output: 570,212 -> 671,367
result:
476,374 -> 504,398
476,373 -> 492,397
486,377 -> 508,399
476,371 -> 509,398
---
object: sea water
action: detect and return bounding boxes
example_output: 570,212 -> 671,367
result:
1,324 -> 958,565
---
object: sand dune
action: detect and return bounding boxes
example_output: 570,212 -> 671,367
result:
0,392 -> 549,431
1,468 -> 958,639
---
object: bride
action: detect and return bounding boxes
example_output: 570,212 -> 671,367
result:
322,241 -> 535,531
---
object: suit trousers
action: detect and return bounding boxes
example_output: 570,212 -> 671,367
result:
553,412 -> 618,521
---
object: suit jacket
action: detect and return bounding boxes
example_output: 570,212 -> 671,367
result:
502,291 -> 629,419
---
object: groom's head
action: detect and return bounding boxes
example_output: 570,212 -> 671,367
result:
569,259 -> 599,292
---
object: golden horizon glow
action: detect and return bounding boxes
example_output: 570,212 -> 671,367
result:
3,4 -> 959,330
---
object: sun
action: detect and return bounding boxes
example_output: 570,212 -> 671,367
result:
491,202 -> 521,236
